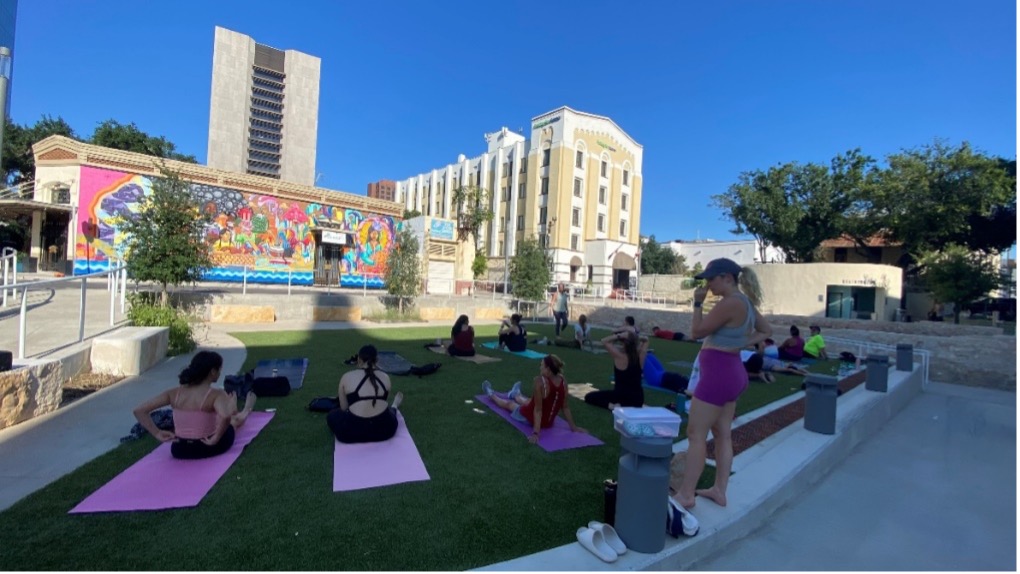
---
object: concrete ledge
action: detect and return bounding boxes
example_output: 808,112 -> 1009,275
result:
209,304 -> 275,324
312,306 -> 362,322
419,307 -> 456,321
0,343 -> 91,431
91,327 -> 169,377
475,307 -> 507,321
478,365 -> 924,571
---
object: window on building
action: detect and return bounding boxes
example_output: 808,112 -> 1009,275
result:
588,264 -> 593,281
620,220 -> 627,236
573,177 -> 582,197
508,160 -> 513,175
517,215 -> 524,230
539,207 -> 548,225
435,201 -> 441,215
499,241 -> 504,256
499,217 -> 505,232
601,160 -> 608,177
519,182 -> 526,198
503,162 -> 509,176
572,208 -> 580,227
571,234 -> 580,251
621,194 -> 628,211
501,186 -> 508,201
541,177 -> 549,195
542,149 -> 550,167
521,157 -> 527,173
597,214 -> 605,232
576,150 -> 584,169
623,169 -> 630,186
599,186 -> 607,205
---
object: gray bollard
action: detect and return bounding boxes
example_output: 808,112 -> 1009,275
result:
865,354 -> 889,392
804,374 -> 839,435
896,344 -> 913,371
614,435 -> 672,553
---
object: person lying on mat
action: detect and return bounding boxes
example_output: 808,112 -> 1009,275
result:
448,314 -> 476,357
482,354 -> 586,444
497,313 -> 528,352
584,332 -> 649,410
329,345 -> 405,444
555,313 -> 592,350
652,326 -> 687,341
132,350 -> 256,460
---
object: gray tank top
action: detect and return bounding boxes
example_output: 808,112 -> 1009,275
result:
704,293 -> 755,349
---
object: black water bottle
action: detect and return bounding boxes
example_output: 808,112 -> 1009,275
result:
603,479 -> 618,526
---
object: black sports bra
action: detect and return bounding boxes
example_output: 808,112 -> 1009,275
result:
345,369 -> 389,407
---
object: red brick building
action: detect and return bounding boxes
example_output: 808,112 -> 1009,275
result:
367,179 -> 397,202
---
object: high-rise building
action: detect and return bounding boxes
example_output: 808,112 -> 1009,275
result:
206,26 -> 320,186
367,179 -> 397,202
0,0 -> 17,116
395,106 -> 643,291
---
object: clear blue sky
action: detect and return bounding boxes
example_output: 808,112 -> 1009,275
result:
10,0 -> 1017,243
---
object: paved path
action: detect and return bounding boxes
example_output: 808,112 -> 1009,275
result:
694,382 -> 1016,571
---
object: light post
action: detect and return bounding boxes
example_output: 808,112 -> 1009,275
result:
0,47 -> 11,170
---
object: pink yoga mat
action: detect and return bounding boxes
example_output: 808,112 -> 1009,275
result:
475,395 -> 604,452
333,412 -> 430,492
69,412 -> 275,514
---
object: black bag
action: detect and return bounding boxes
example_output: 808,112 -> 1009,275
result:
308,396 -> 340,412
408,363 -> 442,378
252,376 -> 291,397
839,351 -> 857,363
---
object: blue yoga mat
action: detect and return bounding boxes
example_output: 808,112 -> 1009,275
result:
481,341 -> 548,359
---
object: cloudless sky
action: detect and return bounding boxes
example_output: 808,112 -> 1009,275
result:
9,0 -> 1017,242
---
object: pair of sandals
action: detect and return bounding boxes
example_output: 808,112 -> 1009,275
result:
576,521 -> 626,563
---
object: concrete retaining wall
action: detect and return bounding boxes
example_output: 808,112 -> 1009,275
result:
90,327 -> 169,377
0,344 -> 91,431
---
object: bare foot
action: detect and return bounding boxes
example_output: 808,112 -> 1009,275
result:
696,486 -> 727,507
675,493 -> 696,509
391,391 -> 404,410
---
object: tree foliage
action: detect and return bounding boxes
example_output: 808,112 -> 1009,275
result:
640,235 -> 685,275
90,120 -> 198,163
118,166 -> 212,306
471,252 -> 488,279
509,237 -> 550,302
918,244 -> 1001,324
451,185 -> 494,251
2,115 -> 77,185
385,226 -> 422,314
402,209 -> 422,220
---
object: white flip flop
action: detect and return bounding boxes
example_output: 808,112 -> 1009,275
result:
575,526 -> 618,562
587,521 -> 627,555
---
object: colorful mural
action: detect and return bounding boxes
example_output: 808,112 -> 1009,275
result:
74,166 -> 397,287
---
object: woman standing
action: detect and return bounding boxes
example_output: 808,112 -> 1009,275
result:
583,331 -> 649,410
677,258 -> 770,509
328,345 -> 404,444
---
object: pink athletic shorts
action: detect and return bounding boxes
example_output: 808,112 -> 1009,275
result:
692,348 -> 748,406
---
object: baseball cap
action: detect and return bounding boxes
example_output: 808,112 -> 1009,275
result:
694,258 -> 742,280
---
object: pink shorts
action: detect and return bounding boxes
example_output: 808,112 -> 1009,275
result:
692,348 -> 748,407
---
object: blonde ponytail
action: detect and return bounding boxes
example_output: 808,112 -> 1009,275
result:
739,266 -> 763,309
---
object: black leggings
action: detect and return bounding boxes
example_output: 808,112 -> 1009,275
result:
498,333 -> 526,353
584,389 -> 644,410
328,408 -> 398,444
171,426 -> 236,460
553,311 -> 568,336
447,345 -> 476,357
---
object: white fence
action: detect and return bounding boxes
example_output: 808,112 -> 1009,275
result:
826,335 -> 931,389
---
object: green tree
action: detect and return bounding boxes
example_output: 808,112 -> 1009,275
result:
2,115 -> 78,185
639,235 -> 682,274
385,226 -> 422,314
918,244 -> 1001,324
690,261 -> 704,278
402,209 -> 422,220
471,252 -> 488,279
90,120 -> 197,163
118,166 -> 212,306
451,185 -> 494,251
509,237 -> 550,302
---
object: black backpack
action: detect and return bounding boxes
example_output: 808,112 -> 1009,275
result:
408,363 -> 442,378
308,396 -> 340,412
252,376 -> 291,397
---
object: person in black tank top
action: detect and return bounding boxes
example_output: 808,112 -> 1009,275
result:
584,331 -> 649,410
328,345 -> 403,444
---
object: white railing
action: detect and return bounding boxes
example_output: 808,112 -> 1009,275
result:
825,335 -> 931,389
1,247 -> 17,308
7,262 -> 128,359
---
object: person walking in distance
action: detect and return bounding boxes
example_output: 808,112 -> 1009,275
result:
552,283 -> 570,338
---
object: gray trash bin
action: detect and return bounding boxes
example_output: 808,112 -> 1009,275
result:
865,355 -> 889,392
614,435 -> 672,553
896,344 -> 913,371
804,374 -> 839,435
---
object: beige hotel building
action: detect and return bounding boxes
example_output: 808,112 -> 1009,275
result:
395,106 -> 642,292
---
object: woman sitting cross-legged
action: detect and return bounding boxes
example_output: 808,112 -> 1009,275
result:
583,331 -> 649,410
482,354 -> 586,444
497,313 -> 528,352
132,350 -> 256,460
328,344 -> 404,444
448,314 -> 476,357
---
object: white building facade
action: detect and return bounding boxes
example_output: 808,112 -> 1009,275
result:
665,239 -> 786,269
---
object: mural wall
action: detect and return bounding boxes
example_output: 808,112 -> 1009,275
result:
74,166 -> 397,287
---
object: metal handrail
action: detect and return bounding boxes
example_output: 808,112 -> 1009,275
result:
8,263 -> 128,359
825,335 -> 931,388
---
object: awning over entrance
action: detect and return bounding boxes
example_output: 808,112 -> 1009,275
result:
0,199 -> 74,218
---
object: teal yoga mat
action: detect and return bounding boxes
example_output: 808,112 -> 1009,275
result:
481,341 -> 547,359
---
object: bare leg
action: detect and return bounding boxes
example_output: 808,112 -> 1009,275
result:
231,391 -> 256,428
697,400 -> 737,507
490,394 -> 517,412
678,397 -> 722,509
513,393 -> 530,406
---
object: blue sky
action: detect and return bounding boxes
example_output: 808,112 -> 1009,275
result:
9,0 -> 1017,243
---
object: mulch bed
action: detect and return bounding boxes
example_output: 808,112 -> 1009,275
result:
707,370 -> 868,459
60,372 -> 124,407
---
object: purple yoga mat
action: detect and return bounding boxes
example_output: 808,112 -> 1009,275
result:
474,394 -> 604,452
69,412 -> 275,514
333,412 -> 430,492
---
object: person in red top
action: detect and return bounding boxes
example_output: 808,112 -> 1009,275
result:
652,326 -> 687,341
482,354 -> 586,444
447,314 -> 476,357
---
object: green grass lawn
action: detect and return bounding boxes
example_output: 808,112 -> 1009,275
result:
0,322 -> 830,570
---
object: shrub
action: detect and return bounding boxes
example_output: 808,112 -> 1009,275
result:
126,294 -> 196,355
